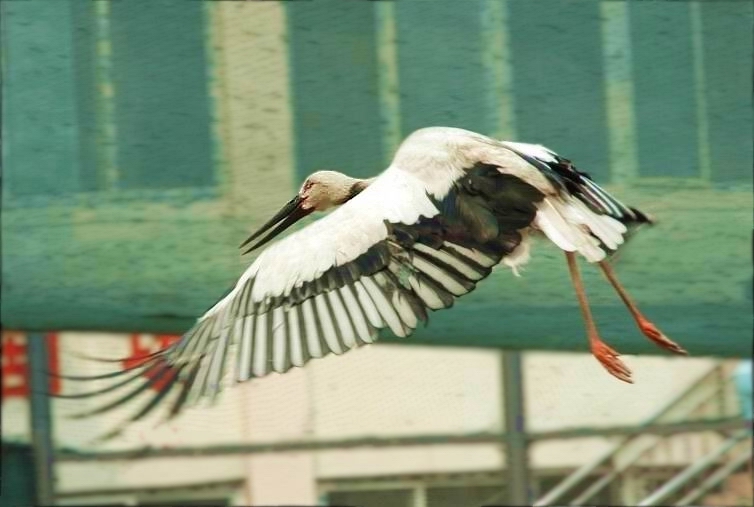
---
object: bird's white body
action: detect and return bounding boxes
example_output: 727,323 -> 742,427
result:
199,127 -> 636,382
222,128 -> 627,312
69,127 -> 673,432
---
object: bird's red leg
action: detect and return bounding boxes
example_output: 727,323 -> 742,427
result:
598,260 -> 688,355
565,252 -> 633,383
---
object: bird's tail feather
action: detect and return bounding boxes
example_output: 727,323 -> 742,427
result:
535,195 -> 652,263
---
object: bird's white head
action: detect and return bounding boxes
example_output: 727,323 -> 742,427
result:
298,170 -> 361,212
240,170 -> 371,254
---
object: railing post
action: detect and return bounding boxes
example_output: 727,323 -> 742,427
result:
502,351 -> 530,505
28,333 -> 56,505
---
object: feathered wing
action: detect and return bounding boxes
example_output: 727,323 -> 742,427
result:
502,141 -> 652,225
59,165 -> 545,436
502,141 -> 653,261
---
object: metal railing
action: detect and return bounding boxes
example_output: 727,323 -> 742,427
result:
638,428 -> 752,505
675,444 -> 753,506
534,360 -> 747,506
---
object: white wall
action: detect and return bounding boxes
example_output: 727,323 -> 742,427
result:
2,331 -> 718,504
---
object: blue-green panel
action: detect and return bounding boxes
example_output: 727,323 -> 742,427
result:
701,2 -> 753,183
287,3 -> 383,182
110,1 -> 214,190
0,443 -> 35,507
395,1 -> 491,136
507,1 -> 610,182
630,3 -> 699,178
2,2 -> 82,197
70,2 -> 101,192
2,1 -> 751,361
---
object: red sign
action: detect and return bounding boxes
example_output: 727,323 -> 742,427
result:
122,334 -> 182,392
2,332 -> 61,398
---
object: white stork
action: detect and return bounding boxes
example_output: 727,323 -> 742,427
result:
61,127 -> 686,434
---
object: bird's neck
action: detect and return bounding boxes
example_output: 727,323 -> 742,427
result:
346,177 -> 376,201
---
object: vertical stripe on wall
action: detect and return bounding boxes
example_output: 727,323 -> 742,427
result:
507,0 -> 610,182
629,3 -> 698,178
287,3 -> 383,182
395,0 -> 491,137
375,2 -> 403,164
481,0 -> 517,140
92,1 -> 120,191
698,1 -> 753,183
690,2 -> 712,182
203,1 -> 228,197
600,2 -> 639,185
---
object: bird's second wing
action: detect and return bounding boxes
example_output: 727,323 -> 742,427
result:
501,141 -> 653,259
61,165 -> 544,434
502,141 -> 649,224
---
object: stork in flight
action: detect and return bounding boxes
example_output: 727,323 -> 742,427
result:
62,127 -> 686,431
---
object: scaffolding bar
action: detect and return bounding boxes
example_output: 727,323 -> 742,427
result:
53,418 -> 746,463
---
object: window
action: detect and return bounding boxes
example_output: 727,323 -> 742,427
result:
322,471 -> 621,507
427,485 -> 505,507
55,480 -> 240,507
328,488 -> 414,507
141,499 -> 229,507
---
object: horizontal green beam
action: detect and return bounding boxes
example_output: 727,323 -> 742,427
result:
2,187 -> 751,358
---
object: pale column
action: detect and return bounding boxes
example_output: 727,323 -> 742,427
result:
211,2 -> 296,218
210,4 -> 312,503
375,2 -> 402,163
600,2 -> 639,185
690,2 -> 711,181
481,0 -> 517,141
248,453 -> 318,505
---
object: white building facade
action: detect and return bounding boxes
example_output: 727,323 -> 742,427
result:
4,330 -> 740,506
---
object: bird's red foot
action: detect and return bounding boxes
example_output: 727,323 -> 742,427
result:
639,320 -> 688,356
591,338 -> 633,384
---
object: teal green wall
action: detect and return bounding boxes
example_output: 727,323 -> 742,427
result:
2,1 -> 214,198
630,3 -> 699,178
0,443 -> 35,506
508,1 -> 610,180
396,2 -> 492,135
69,2 -> 101,192
2,1 -> 752,357
700,2 -> 753,182
3,2 -> 82,196
288,4 -> 384,182
110,2 -> 214,190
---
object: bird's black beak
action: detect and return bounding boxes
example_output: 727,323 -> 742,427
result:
239,195 -> 313,255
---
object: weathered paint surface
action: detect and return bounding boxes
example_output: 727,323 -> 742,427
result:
3,187 -> 751,357
2,1 -> 752,357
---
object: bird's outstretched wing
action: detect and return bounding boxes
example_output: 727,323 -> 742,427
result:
503,142 -> 651,225
502,142 -> 653,258
58,164 -> 544,437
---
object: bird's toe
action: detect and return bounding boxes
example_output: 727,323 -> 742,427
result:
639,321 -> 688,356
591,339 -> 633,384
